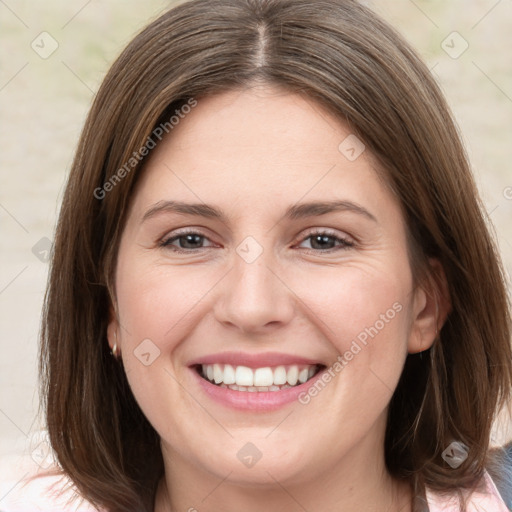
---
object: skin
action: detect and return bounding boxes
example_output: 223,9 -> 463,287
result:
108,85 -> 449,512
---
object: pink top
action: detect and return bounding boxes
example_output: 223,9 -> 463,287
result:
425,471 -> 509,512
1,470 -> 508,511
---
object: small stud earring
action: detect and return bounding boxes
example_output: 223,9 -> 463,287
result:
111,333 -> 120,359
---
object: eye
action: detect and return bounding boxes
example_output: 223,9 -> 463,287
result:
296,229 -> 354,252
159,228 -> 354,254
159,230 -> 216,253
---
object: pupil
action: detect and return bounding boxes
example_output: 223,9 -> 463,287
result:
182,234 -> 202,248
312,235 -> 333,249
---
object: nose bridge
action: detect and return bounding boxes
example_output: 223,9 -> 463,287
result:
214,235 -> 294,332
234,243 -> 275,298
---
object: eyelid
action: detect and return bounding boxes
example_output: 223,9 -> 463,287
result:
298,227 -> 354,242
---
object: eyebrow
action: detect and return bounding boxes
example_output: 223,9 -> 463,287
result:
141,199 -> 378,224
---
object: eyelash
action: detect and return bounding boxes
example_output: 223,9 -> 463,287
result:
159,229 -> 355,254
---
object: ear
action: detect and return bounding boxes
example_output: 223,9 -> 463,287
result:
408,258 -> 452,354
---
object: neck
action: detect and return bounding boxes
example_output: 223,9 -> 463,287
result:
154,426 -> 412,512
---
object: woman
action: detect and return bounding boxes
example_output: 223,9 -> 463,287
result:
32,0 -> 512,510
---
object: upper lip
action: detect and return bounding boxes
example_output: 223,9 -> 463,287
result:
188,351 -> 325,368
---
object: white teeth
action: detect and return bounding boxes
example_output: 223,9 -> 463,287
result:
254,367 -> 274,387
223,364 -> 236,385
200,363 -> 320,391
235,366 -> 254,386
213,363 -> 223,384
273,366 -> 287,385
298,368 -> 309,384
287,366 -> 299,386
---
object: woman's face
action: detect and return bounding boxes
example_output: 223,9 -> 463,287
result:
109,86 -> 435,489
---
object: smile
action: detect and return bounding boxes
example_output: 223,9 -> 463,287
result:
189,352 -> 329,410
199,363 -> 323,391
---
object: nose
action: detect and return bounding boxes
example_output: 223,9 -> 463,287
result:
213,244 -> 295,335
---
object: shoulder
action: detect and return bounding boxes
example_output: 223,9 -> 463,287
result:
425,471 -> 509,512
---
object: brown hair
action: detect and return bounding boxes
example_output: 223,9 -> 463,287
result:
39,0 -> 512,510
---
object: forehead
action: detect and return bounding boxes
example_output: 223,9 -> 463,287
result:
129,86 -> 400,224
152,85 -> 352,168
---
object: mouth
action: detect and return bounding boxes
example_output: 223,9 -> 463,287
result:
194,363 -> 325,392
188,351 -> 330,410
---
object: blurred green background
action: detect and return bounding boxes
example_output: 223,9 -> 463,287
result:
1,0 -> 511,496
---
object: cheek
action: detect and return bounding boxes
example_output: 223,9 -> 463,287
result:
116,261 -> 214,346
114,262 -> 222,417
115,265 -> 207,437
291,263 -> 412,384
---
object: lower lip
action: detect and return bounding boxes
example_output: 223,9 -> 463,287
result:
190,367 -> 325,411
